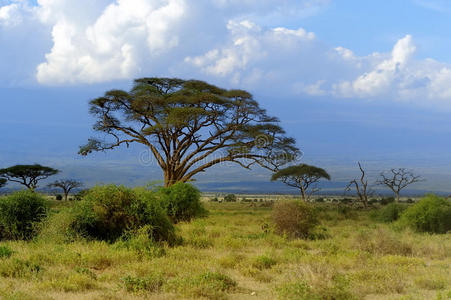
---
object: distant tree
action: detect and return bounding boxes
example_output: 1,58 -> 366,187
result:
377,168 -> 423,202
345,162 -> 373,207
271,164 -> 331,201
48,179 -> 83,201
0,164 -> 59,191
79,78 -> 299,187
0,178 -> 6,189
224,194 -> 237,202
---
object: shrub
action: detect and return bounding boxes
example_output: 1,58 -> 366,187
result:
0,245 -> 13,258
224,194 -> 237,202
55,194 -> 63,201
374,203 -> 408,222
70,185 -> 176,243
158,182 -> 206,223
272,201 -> 319,239
400,194 -> 451,233
122,274 -> 164,293
0,190 -> 48,240
380,197 -> 395,205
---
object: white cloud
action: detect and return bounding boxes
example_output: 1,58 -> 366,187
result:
1,0 -> 451,106
35,0 -> 186,84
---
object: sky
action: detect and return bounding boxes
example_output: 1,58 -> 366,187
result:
1,0 -> 451,194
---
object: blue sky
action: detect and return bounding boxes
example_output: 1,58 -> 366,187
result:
1,0 -> 451,193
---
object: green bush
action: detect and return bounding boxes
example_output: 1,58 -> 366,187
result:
272,201 -> 319,239
0,190 -> 48,240
399,194 -> 451,234
224,194 -> 237,202
374,203 -> 408,223
380,197 -> 395,205
0,245 -> 13,258
158,182 -> 205,223
70,185 -> 176,243
55,194 -> 63,201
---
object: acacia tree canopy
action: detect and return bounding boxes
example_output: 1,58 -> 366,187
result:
0,164 -> 59,190
271,164 -> 330,201
80,78 -> 299,186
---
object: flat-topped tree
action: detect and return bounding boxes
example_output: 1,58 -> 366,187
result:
48,179 -> 83,201
0,164 -> 59,191
80,78 -> 299,187
271,164 -> 330,201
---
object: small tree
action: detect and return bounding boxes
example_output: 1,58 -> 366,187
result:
48,179 -> 83,201
377,168 -> 422,202
224,194 -> 237,202
345,162 -> 372,207
271,164 -> 331,201
0,178 -> 6,189
0,164 -> 59,191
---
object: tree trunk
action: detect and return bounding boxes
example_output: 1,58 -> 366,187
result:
299,186 -> 306,202
395,192 -> 400,203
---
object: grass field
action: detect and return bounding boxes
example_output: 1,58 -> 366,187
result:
0,201 -> 450,299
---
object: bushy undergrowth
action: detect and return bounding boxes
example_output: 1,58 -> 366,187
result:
70,185 -> 176,243
372,203 -> 408,223
158,182 -> 206,223
400,194 -> 451,234
272,200 -> 319,239
0,190 -> 48,240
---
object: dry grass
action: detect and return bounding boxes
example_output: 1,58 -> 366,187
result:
0,201 -> 450,299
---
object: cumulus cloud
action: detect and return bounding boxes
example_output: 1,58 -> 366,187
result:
1,0 -> 451,105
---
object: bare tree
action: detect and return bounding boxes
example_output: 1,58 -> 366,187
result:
377,168 -> 423,202
48,179 -> 83,201
345,162 -> 372,207
271,164 -> 331,201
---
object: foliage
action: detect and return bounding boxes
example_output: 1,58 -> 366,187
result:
399,194 -> 451,233
372,203 -> 408,222
0,245 -> 13,258
271,164 -> 330,201
70,185 -> 176,243
380,196 -> 395,205
0,164 -> 59,190
0,178 -> 6,189
79,78 -> 299,186
157,182 -> 206,223
272,200 -> 319,239
122,274 -> 164,293
224,194 -> 237,202
55,194 -> 63,201
0,190 -> 48,240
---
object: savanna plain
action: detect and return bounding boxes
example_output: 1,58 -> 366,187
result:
0,195 -> 450,300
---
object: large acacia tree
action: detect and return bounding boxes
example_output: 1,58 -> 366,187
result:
80,78 -> 299,186
0,164 -> 59,191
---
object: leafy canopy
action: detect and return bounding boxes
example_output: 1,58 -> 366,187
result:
271,164 -> 330,183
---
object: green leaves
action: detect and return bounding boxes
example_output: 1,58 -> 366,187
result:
272,164 -> 331,182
